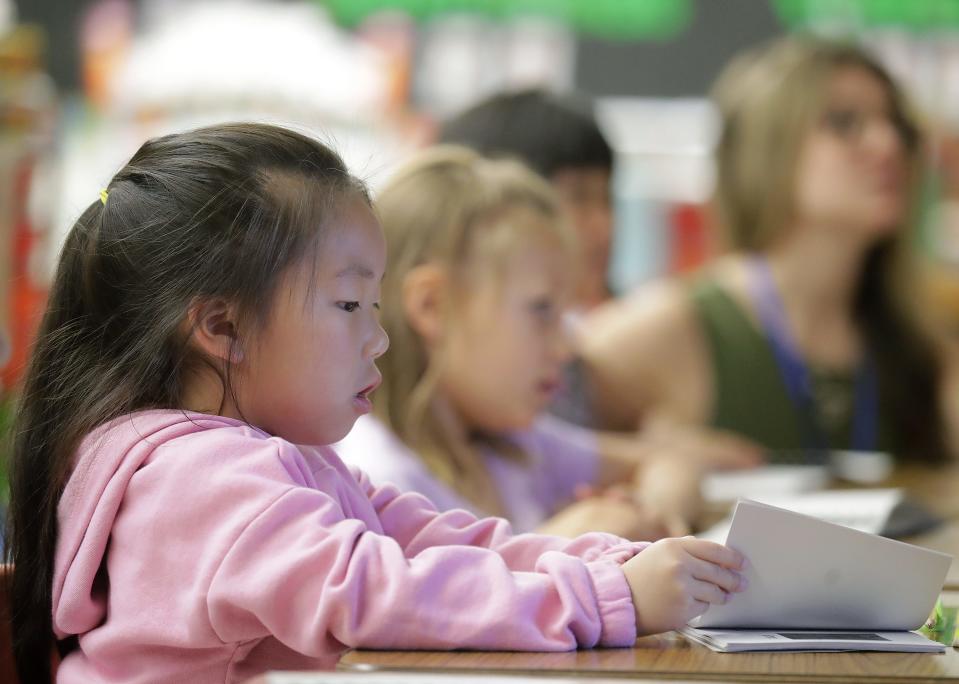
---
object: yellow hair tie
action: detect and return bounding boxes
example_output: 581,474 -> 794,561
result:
99,189 -> 109,205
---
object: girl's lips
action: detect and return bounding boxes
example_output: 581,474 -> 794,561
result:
353,377 -> 381,414
538,378 -> 561,397
352,394 -> 373,414
357,377 -> 382,398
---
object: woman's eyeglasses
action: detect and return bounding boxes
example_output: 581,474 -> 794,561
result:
819,107 -> 918,150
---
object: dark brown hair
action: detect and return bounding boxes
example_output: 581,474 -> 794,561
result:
5,123 -> 367,682
439,88 -> 613,178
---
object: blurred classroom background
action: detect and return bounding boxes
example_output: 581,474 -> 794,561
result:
4,0 -> 959,392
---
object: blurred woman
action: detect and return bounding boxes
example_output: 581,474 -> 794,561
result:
578,36 -> 958,464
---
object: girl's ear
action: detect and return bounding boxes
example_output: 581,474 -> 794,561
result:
402,263 -> 448,346
187,297 -> 245,363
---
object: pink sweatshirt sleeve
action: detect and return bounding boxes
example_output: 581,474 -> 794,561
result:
356,465 -> 649,572
206,464 -> 641,656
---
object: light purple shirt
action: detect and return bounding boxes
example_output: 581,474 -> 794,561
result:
334,414 -> 600,532
53,410 -> 644,683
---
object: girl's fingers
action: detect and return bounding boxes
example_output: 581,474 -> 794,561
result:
711,444 -> 764,470
689,578 -> 729,606
663,514 -> 691,537
573,484 -> 596,501
689,556 -> 747,593
686,598 -> 710,621
681,537 -> 746,570
599,484 -> 634,502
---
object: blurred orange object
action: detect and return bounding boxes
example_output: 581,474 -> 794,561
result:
669,202 -> 711,274
0,25 -> 57,392
79,0 -> 132,110
2,155 -> 47,391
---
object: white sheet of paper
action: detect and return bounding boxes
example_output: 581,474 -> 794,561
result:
697,488 -> 904,543
693,499 -> 951,630
702,465 -> 830,503
679,626 -> 945,653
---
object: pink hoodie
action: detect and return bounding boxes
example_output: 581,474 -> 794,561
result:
52,410 -> 647,683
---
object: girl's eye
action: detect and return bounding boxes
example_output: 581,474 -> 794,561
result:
821,108 -> 863,139
338,301 -> 360,313
530,298 -> 555,320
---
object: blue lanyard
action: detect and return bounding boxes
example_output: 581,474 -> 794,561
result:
748,256 -> 878,452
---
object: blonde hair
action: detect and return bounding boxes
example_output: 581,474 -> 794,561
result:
712,35 -> 920,251
712,36 -> 946,462
374,145 -> 574,498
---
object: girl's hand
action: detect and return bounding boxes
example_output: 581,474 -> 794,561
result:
574,454 -> 703,539
643,418 -> 766,471
537,495 -> 674,541
621,536 -> 748,635
633,457 -> 704,536
569,483 -> 688,540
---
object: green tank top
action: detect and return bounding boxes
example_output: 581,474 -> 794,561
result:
689,277 -> 896,458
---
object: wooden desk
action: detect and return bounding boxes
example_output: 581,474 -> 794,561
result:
341,465 -> 959,683
886,465 -> 959,522
339,633 -> 959,683
854,464 -> 959,591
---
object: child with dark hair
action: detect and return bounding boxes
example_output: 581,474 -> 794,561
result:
7,123 -> 747,683
440,88 -> 614,311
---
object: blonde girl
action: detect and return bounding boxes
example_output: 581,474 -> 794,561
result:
336,146 -> 704,539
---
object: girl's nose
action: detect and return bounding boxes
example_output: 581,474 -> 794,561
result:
368,322 -> 389,359
552,320 -> 575,366
865,115 -> 907,161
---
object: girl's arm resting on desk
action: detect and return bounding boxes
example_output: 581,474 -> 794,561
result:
515,416 -> 706,540
205,484 -> 641,653
356,464 -> 648,571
